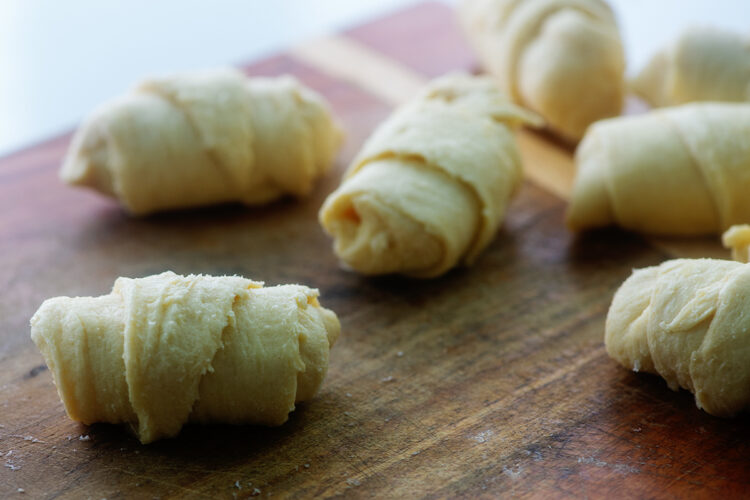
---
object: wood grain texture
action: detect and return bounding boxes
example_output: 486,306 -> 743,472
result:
0,3 -> 743,499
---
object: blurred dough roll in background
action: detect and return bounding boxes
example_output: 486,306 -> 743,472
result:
30,272 -> 340,444
459,0 -> 625,141
567,103 -> 750,235
723,225 -> 750,263
319,74 -> 541,278
61,69 -> 342,215
632,27 -> 750,108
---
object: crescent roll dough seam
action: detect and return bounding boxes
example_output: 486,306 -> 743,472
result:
329,173 -> 454,276
143,85 -> 245,192
346,166 -> 453,275
355,153 -> 486,262
664,113 -> 723,226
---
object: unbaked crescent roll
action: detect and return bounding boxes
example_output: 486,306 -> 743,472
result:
319,74 -> 541,278
30,271 -> 340,444
723,225 -> 750,263
459,0 -> 625,141
632,27 -> 750,108
606,258 -> 750,417
567,103 -> 750,235
61,69 -> 342,215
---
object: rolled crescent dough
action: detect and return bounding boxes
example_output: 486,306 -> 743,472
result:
459,0 -> 625,141
30,271 -> 340,443
632,27 -> 750,108
567,103 -> 750,235
606,258 -> 750,417
319,73 -> 541,278
61,69 -> 342,215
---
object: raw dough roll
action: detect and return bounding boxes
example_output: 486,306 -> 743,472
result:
632,27 -> 750,108
61,69 -> 342,215
723,225 -> 750,263
459,0 -> 625,141
567,103 -> 750,235
606,258 -> 750,417
319,74 -> 541,278
30,271 -> 340,444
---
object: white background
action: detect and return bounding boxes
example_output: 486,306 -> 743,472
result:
0,0 -> 746,156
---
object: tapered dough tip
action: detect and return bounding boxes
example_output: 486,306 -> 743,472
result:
565,174 -> 612,232
59,116 -> 117,198
630,51 -> 668,107
60,155 -> 110,196
565,130 -> 615,232
320,307 -> 341,347
29,297 -> 62,344
604,265 -> 659,373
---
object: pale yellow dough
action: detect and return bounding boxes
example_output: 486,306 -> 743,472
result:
459,0 -> 625,141
30,271 -> 340,444
606,258 -> 750,417
723,225 -> 750,263
319,74 -> 541,278
61,69 -> 342,215
567,103 -> 750,235
632,27 -> 750,108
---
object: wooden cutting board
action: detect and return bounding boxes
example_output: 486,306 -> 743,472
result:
1,3 -> 747,498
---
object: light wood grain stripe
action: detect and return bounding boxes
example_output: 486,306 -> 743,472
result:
516,133 -> 574,200
292,35 -> 728,261
291,35 -> 425,107
292,35 -> 576,199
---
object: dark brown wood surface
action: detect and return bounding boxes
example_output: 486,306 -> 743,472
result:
1,3 -> 747,498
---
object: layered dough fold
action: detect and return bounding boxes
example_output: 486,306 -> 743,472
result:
61,69 -> 342,215
319,74 -> 541,278
606,259 -> 750,417
567,103 -> 750,235
459,0 -> 625,141
632,27 -> 750,108
30,271 -> 340,443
